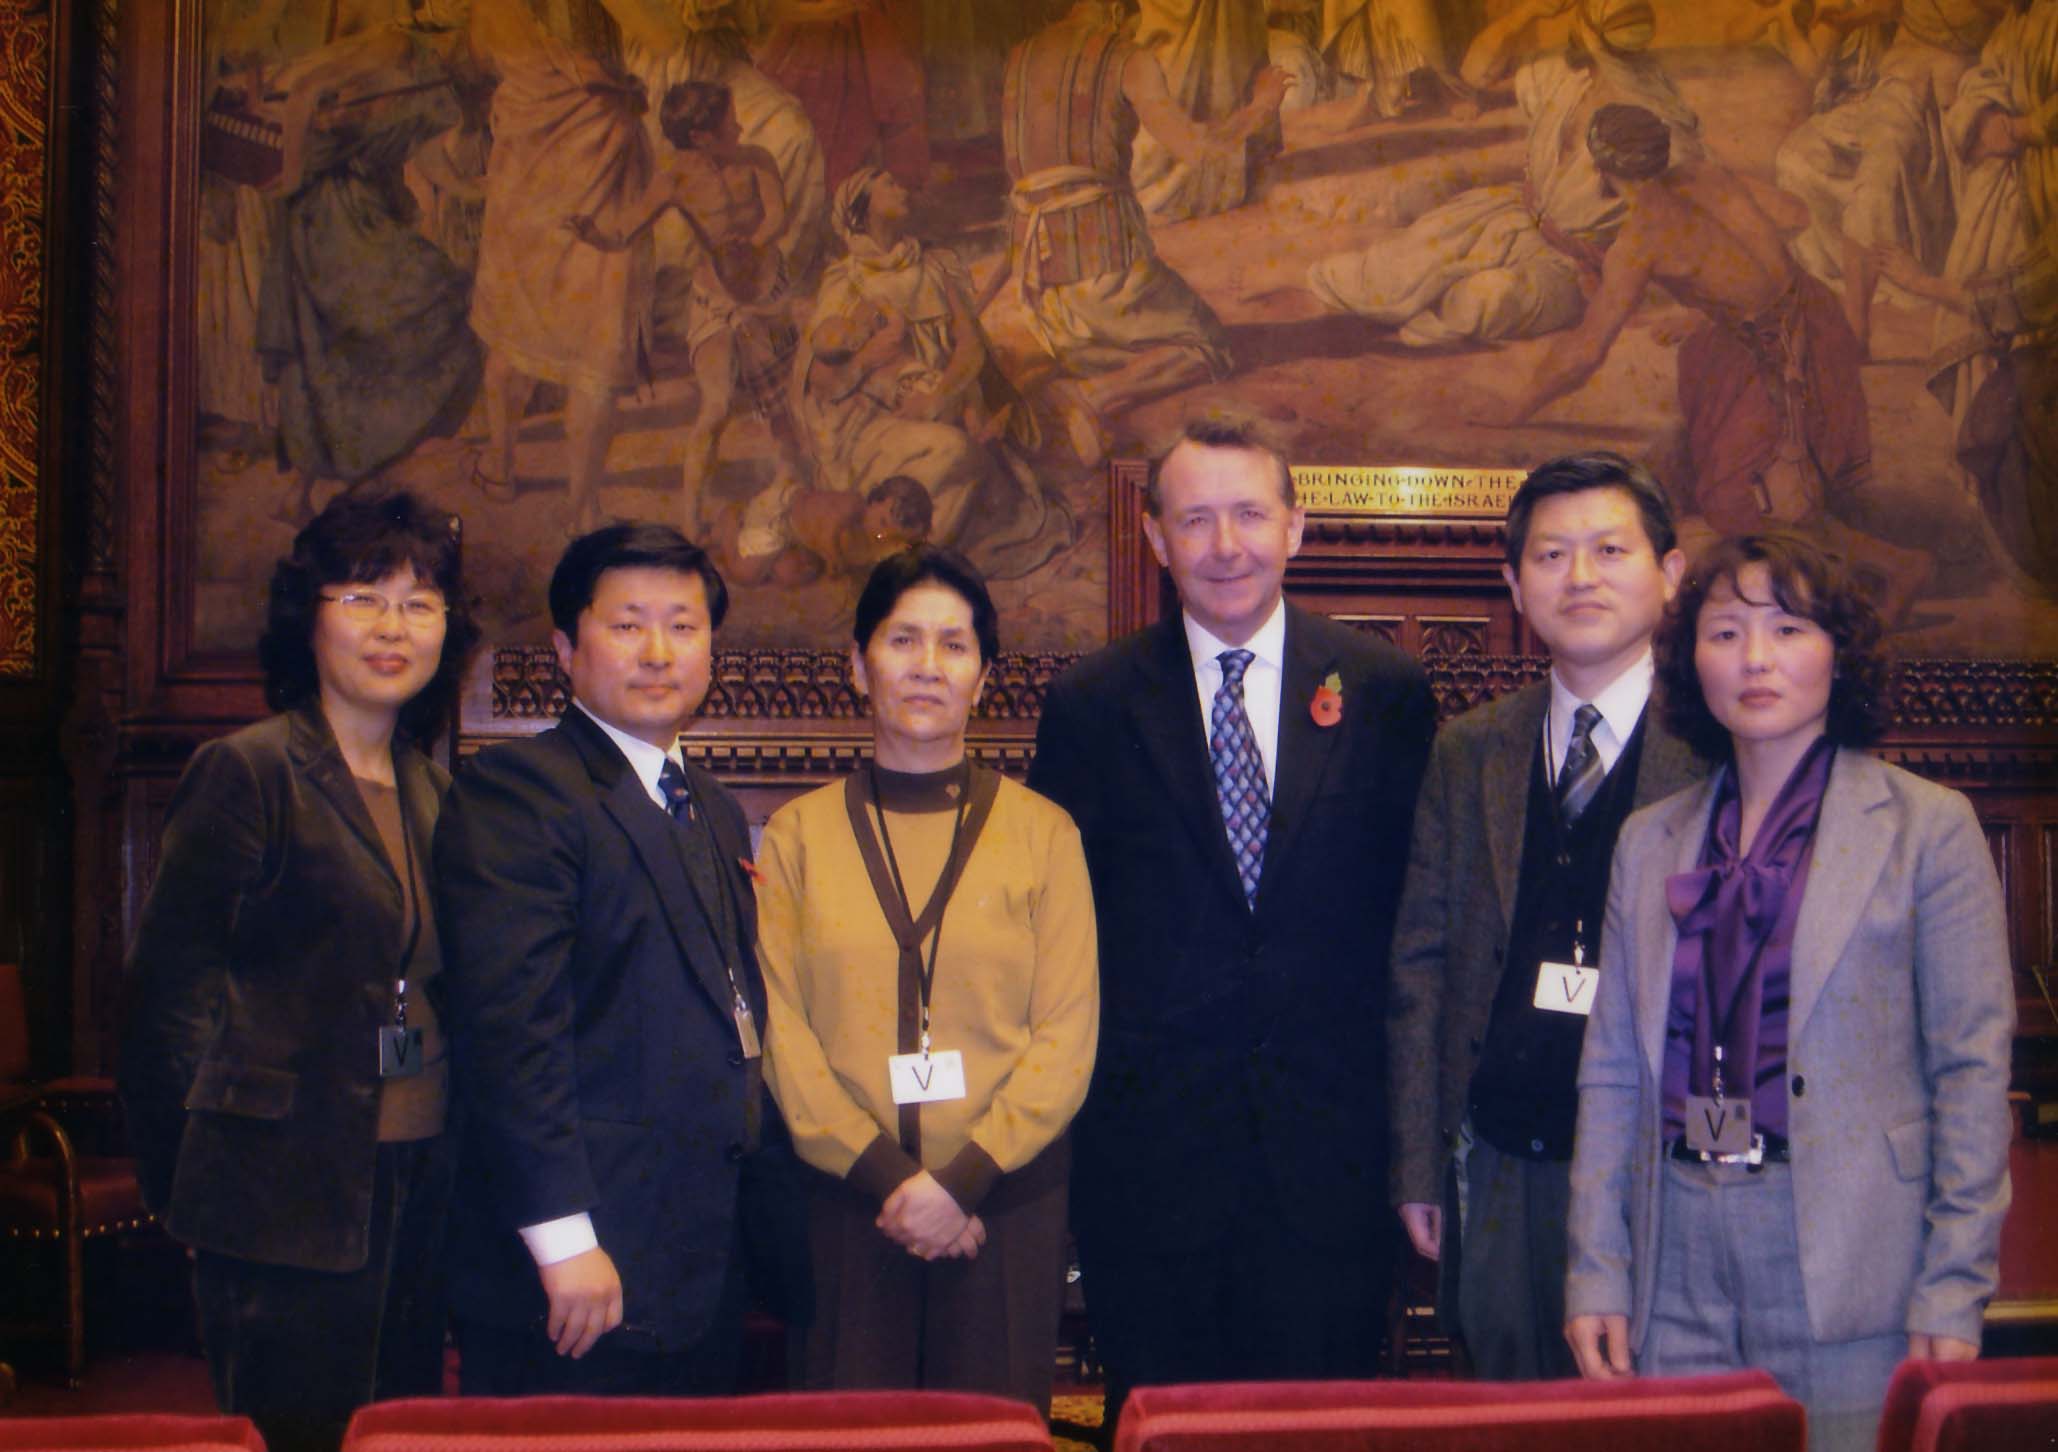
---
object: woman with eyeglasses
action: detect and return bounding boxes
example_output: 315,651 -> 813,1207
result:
121,492 -> 478,1452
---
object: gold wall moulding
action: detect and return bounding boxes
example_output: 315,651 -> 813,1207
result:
1292,466 -> 1525,518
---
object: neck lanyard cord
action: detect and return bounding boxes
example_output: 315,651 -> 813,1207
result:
869,761 -> 970,1049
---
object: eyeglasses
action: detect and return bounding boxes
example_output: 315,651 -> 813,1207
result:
320,591 -> 449,628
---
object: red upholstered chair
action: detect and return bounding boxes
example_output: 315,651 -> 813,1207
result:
0,1412 -> 265,1450
0,963 -> 159,1387
341,1391 -> 1054,1452
1112,1372 -> 1805,1452
1876,1356 -> 2058,1452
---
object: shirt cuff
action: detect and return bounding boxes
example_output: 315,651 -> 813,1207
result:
519,1212 -> 599,1267
932,1140 -> 1003,1214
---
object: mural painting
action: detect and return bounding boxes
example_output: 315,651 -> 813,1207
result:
189,0 -> 2058,663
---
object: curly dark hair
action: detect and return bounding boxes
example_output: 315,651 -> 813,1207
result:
258,490 -> 479,745
1653,532 -> 1892,761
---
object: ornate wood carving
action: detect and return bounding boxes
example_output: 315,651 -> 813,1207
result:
1109,460 -> 1156,637
85,0 -> 117,574
491,646 -> 1072,724
0,0 -> 49,679
493,645 -> 2058,769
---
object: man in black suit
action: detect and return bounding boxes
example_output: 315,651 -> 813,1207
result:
1029,416 -> 1436,1420
435,523 -> 801,1394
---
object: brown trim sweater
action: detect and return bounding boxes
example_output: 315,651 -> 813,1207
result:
757,767 -> 1099,1213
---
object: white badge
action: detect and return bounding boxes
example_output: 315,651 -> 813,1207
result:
1533,960 -> 1598,1016
888,1050 -> 967,1105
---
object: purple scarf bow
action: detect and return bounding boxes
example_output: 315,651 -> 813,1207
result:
1665,738 -> 1835,1101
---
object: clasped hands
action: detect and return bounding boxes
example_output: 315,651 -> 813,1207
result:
878,1169 -> 986,1260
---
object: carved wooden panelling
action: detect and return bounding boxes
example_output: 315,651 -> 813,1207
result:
2038,822 -> 2058,1032
491,646 -> 1069,724
1417,617 -> 1490,656
1332,615 -> 1402,646
0,0 -> 48,678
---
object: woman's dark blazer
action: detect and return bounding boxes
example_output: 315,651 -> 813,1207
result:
119,704 -> 448,1273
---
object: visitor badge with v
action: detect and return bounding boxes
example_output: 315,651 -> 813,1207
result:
889,1049 -> 967,1105
378,1024 -> 425,1079
1533,960 -> 1598,1016
1684,1095 -> 1754,1156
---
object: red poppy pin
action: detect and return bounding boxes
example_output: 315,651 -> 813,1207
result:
738,857 -> 765,886
1310,671 -> 1344,728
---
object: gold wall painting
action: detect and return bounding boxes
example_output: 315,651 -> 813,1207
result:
187,0 -> 2058,662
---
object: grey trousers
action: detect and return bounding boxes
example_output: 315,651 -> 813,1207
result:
1453,1134 -> 1579,1380
1641,1158 -> 1906,1452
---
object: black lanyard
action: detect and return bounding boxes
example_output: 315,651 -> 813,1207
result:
868,762 -> 970,1056
389,772 -> 424,1030
1698,925 -> 1776,1103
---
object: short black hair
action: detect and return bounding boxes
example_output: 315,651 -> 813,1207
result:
853,545 -> 1000,663
1503,450 -> 1677,567
1145,413 -> 1295,516
1653,531 -> 1893,760
548,522 -> 730,643
660,80 -> 730,151
259,490 -> 478,744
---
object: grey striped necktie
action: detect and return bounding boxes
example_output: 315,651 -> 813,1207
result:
1558,703 -> 1606,823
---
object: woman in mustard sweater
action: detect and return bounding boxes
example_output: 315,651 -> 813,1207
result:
756,546 -> 1098,1412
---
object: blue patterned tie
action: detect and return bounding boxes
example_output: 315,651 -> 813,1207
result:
659,756 -> 693,822
1210,649 -> 1269,906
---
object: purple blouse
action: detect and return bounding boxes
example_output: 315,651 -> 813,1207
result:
1660,737 -> 1837,1142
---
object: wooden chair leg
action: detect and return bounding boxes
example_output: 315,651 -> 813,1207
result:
63,1220 -> 84,1388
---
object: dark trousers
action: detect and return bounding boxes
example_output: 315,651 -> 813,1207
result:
455,1244 -> 748,1397
194,1137 -> 452,1452
1078,1176 -> 1389,1426
803,1141 -> 1070,1415
1451,1135 -> 1579,1380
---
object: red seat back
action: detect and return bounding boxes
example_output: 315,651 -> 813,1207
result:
1112,1372 -> 1804,1452
0,1413 -> 266,1451
342,1391 -> 1052,1452
1877,1356 -> 2058,1452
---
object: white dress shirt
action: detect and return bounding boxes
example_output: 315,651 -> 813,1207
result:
1183,598 -> 1288,796
1544,650 -> 1654,783
517,701 -> 686,1268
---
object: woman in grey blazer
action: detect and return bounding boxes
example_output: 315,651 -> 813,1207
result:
120,492 -> 477,1452
1564,534 -> 2013,1452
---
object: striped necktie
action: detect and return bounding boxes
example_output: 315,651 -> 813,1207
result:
1558,703 -> 1606,823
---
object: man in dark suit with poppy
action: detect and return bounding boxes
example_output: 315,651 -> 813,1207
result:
1029,416 -> 1436,1421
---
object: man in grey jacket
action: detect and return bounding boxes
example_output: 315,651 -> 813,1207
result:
1385,451 -> 1701,1377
